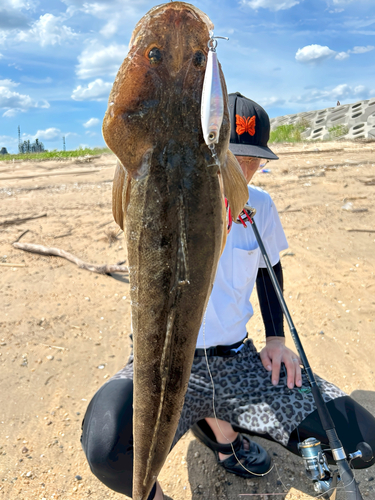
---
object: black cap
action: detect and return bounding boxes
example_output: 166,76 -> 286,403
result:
228,92 -> 278,160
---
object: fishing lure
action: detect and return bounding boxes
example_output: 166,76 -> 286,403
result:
201,31 -> 228,160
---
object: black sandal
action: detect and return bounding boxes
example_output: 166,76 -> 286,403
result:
191,420 -> 272,478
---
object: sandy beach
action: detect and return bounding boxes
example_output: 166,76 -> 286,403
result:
1,140 -> 374,500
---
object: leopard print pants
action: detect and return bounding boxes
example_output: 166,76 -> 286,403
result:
110,338 -> 345,447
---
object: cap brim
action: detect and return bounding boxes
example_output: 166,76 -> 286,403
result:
229,142 -> 278,160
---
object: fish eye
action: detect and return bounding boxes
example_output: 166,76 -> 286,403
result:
148,47 -> 162,65
193,50 -> 206,68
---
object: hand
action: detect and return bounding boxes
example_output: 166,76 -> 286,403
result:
259,337 -> 302,389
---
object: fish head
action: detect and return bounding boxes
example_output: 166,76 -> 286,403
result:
102,2 -> 230,178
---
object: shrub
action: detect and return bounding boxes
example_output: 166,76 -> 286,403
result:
270,120 -> 310,143
328,125 -> 349,139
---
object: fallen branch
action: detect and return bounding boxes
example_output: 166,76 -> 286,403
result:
358,178 -> 375,185
13,242 -> 128,275
54,231 -> 73,239
97,219 -> 115,228
0,213 -> 47,227
3,169 -> 101,181
346,229 -> 375,233
41,343 -> 67,351
281,251 -> 295,258
14,229 -> 30,243
0,262 -> 26,267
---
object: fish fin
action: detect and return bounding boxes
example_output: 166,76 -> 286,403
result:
112,160 -> 131,230
218,173 -> 227,254
221,150 -> 249,220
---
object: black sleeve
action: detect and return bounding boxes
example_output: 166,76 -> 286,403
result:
256,260 -> 284,338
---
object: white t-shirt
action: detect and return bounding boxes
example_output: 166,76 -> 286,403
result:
196,185 -> 288,349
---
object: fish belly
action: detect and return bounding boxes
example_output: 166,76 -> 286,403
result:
127,145 -> 223,500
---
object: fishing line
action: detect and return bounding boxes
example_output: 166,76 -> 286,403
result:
201,311 -> 274,478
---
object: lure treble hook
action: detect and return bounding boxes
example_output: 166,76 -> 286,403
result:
207,31 -> 229,52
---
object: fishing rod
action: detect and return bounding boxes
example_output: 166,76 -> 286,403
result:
239,204 -> 373,500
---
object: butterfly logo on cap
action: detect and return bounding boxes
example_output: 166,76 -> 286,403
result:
236,115 -> 256,136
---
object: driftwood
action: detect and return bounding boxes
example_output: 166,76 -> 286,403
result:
3,169 -> 101,181
346,229 -> 375,233
0,262 -> 26,267
14,229 -> 30,243
13,242 -> 128,275
97,219 -> 115,228
0,214 -> 47,227
41,343 -> 67,350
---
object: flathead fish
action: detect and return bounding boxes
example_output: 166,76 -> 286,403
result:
103,3 -> 248,499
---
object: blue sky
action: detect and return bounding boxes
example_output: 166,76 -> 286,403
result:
0,0 -> 374,153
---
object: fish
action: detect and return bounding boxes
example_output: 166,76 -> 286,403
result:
102,3 -> 249,499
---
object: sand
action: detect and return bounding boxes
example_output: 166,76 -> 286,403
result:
0,140 -> 374,500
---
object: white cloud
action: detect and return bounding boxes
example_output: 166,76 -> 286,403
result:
0,134 -> 19,152
21,76 -> 53,84
0,2 -> 31,30
0,78 -> 49,116
240,0 -> 300,10
38,128 -> 62,140
71,78 -> 112,101
60,0 -> 152,37
0,78 -> 18,88
8,62 -> 22,70
3,108 -> 19,117
0,53 -> 3,59
259,96 -> 286,107
76,43 -> 127,80
296,43 -> 375,64
3,0 -> 38,9
31,128 -> 62,141
292,83 -> 375,104
295,44 -> 336,63
100,19 -> 120,38
16,13 -> 78,46
335,51 -> 349,60
349,45 -> 375,54
83,117 -> 100,128
20,128 -> 76,144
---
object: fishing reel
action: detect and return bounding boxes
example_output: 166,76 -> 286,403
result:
299,438 -> 373,500
299,438 -> 339,499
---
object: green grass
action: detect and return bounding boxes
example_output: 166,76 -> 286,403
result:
328,124 -> 349,139
269,120 -> 310,144
0,147 -> 113,162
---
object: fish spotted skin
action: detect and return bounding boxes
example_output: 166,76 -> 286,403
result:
103,3 -> 247,499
